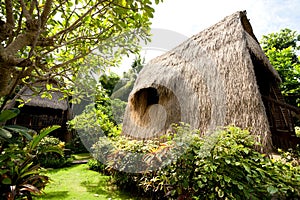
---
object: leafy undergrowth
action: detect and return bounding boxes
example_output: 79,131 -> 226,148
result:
91,125 -> 300,199
33,164 -> 136,200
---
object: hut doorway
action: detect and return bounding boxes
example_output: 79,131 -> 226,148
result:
252,55 -> 298,149
129,86 -> 181,137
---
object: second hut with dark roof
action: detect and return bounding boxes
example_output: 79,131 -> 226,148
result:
5,81 -> 72,142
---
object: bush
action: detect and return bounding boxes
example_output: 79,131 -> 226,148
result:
65,132 -> 88,154
296,126 -> 300,137
0,109 -> 61,200
36,136 -> 73,168
144,126 -> 300,199
92,125 -> 300,199
87,159 -> 107,173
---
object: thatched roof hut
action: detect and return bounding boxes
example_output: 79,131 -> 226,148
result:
5,81 -> 72,142
122,11 -> 299,152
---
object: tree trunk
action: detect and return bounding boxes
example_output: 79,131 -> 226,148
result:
0,63 -> 13,97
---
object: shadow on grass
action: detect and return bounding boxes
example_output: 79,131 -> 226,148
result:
34,191 -> 69,199
80,179 -> 135,199
36,164 -> 138,200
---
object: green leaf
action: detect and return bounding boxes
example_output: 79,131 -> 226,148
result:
0,128 -> 12,139
218,189 -> 224,198
267,186 -> 278,195
0,108 -> 20,122
243,148 -> 249,154
242,163 -> 251,173
46,83 -> 52,90
237,184 -> 243,190
29,125 -> 60,150
4,125 -> 33,140
40,146 -> 64,156
224,176 -> 231,183
2,177 -> 12,184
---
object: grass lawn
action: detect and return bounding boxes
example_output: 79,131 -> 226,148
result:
34,164 -> 135,200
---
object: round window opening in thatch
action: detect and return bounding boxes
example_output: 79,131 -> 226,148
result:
129,86 -> 181,131
131,87 -> 159,118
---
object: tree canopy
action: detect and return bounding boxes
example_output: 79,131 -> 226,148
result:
0,0 -> 162,104
260,28 -> 300,106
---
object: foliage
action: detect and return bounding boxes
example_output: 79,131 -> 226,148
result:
144,127 -> 300,199
68,83 -> 125,151
64,132 -> 89,154
0,108 -> 33,143
110,98 -> 127,124
36,136 -> 73,168
260,28 -> 300,106
0,108 -> 61,199
69,102 -> 122,140
92,125 -> 300,199
99,73 -> 121,96
0,0 -> 163,108
87,159 -> 107,174
296,126 -> 300,137
278,145 -> 300,166
111,56 -> 145,101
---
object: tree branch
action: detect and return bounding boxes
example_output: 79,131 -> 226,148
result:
0,46 -> 25,65
49,48 -> 97,71
28,0 -> 41,58
41,0 -> 53,28
5,0 -> 14,29
19,0 -> 32,22
29,0 -> 36,15
14,10 -> 23,39
5,32 -> 36,55
52,0 -> 106,40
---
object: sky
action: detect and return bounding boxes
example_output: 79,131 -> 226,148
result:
151,0 -> 300,39
113,0 -> 300,74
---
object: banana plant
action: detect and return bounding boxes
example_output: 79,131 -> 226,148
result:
0,108 -> 33,142
0,108 -> 61,199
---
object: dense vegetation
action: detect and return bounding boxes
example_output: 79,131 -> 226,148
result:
0,109 -> 62,199
1,1 -> 300,198
88,125 -> 300,199
0,0 -> 162,109
260,28 -> 300,107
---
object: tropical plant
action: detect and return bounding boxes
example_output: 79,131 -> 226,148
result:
260,28 -> 300,107
0,108 -> 61,199
92,125 -> 300,199
36,136 -> 73,168
87,159 -> 107,174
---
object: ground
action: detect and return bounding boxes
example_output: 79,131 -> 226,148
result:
34,164 -> 135,200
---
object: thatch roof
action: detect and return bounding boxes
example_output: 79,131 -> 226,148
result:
122,11 -> 280,152
5,82 -> 68,111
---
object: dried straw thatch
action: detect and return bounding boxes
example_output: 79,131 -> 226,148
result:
122,11 -> 296,152
4,81 -> 72,141
6,82 -> 68,111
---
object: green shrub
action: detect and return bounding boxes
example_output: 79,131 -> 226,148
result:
64,132 -> 88,154
0,109 -> 61,199
146,126 -> 300,199
296,126 -> 300,137
87,159 -> 107,173
36,136 -> 73,168
92,125 -> 300,199
68,103 -> 122,151
278,145 -> 300,166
